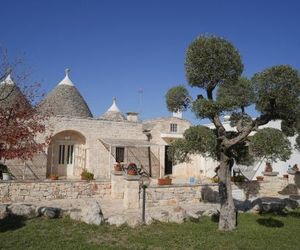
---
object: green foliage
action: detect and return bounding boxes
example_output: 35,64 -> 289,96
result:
167,139 -> 189,163
192,98 -> 219,119
184,126 -> 217,155
185,35 -> 243,91
80,169 -> 94,181
249,128 -> 292,162
252,65 -> 300,120
168,126 -> 217,163
165,85 -> 190,112
127,162 -> 138,171
281,120 -> 296,137
232,175 -> 246,182
216,77 -> 255,111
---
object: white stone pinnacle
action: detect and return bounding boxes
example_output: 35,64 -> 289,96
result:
107,97 -> 121,112
0,73 -> 14,85
58,68 -> 74,86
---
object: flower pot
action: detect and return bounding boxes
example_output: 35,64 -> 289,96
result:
256,176 -> 264,181
2,173 -> 10,181
158,178 -> 172,185
127,169 -> 138,176
50,175 -> 59,180
114,164 -> 123,172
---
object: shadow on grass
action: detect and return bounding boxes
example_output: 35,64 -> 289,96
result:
256,217 -> 284,228
0,215 -> 26,232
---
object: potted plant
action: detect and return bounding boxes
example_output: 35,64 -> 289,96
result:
292,164 -> 299,172
256,176 -> 264,181
158,176 -> 172,185
231,175 -> 245,183
265,162 -> 273,172
127,163 -> 138,175
50,174 -> 59,180
114,162 -> 123,172
211,176 -> 219,183
81,169 -> 94,180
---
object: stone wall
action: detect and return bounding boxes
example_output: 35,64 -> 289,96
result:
145,176 -> 299,208
1,174 -> 299,208
0,180 -> 111,203
145,184 -> 219,207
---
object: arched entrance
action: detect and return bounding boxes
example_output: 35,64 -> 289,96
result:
47,130 -> 86,178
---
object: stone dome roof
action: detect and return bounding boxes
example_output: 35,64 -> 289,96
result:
39,69 -> 92,118
100,98 -> 126,121
0,74 -> 31,109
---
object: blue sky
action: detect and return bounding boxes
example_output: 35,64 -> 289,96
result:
1,0 -> 300,123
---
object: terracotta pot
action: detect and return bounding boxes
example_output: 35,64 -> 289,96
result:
114,165 -> 123,171
158,178 -> 172,185
127,169 -> 138,175
256,176 -> 264,181
50,175 -> 59,180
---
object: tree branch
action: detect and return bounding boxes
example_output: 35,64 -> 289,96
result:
225,113 -> 271,147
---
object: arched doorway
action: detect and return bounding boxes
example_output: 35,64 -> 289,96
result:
47,130 -> 86,178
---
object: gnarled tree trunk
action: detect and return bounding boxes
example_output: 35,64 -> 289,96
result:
218,152 -> 236,231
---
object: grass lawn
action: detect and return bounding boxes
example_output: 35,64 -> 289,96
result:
0,209 -> 299,250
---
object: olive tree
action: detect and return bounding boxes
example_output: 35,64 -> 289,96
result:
165,35 -> 300,231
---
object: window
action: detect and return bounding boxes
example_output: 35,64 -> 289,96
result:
67,145 -> 74,164
170,123 -> 178,133
58,145 -> 65,164
58,144 -> 74,164
116,147 -> 125,163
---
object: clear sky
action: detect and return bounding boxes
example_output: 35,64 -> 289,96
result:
1,0 -> 299,124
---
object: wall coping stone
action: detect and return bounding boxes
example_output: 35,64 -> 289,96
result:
124,175 -> 140,181
0,180 -> 110,184
148,183 -> 218,189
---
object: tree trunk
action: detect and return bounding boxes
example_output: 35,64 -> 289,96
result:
218,152 -> 236,231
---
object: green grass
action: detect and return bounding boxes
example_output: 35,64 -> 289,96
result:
0,210 -> 300,250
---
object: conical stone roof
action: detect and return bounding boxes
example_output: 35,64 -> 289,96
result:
100,98 -> 126,121
0,74 -> 30,109
39,69 -> 93,118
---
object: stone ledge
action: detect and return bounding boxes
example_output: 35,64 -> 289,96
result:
262,172 -> 279,176
111,171 -> 124,176
0,179 -> 110,184
149,183 -> 218,189
123,175 -> 140,181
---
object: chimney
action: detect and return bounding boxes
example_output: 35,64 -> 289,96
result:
172,111 -> 182,119
126,112 -> 139,122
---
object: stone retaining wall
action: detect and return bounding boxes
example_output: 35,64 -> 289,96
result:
145,176 -> 299,208
145,184 -> 219,207
0,180 -> 111,203
1,174 -> 299,207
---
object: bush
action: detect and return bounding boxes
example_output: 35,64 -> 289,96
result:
81,169 -> 94,181
232,175 -> 245,182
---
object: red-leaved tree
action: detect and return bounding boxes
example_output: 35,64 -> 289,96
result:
0,49 -> 50,163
